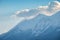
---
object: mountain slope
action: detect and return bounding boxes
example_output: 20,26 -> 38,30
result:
0,11 -> 60,40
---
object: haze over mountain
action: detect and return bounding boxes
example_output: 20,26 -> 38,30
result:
0,1 -> 60,40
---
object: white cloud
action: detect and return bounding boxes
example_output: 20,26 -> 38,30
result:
38,1 -> 60,16
11,8 -> 40,20
12,1 -> 60,19
16,9 -> 30,15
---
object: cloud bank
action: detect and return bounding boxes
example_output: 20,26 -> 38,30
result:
12,1 -> 60,20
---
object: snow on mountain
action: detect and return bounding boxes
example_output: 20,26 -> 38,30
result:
11,1 -> 60,20
0,1 -> 60,40
1,11 -> 60,40
12,1 -> 60,19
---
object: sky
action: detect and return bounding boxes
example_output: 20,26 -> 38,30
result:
57,0 -> 60,1
0,0 -> 56,16
0,0 -> 58,34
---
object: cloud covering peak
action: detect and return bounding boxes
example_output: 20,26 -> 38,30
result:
12,1 -> 60,20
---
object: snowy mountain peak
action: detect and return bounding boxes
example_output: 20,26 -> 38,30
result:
11,1 -> 60,20
0,1 -> 60,40
49,1 -> 60,10
49,1 -> 60,6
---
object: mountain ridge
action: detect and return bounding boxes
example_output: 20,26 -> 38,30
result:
0,11 -> 60,40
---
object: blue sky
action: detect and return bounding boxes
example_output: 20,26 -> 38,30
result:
0,0 -> 57,34
57,0 -> 60,1
0,0 -> 55,16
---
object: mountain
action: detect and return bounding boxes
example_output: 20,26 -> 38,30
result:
0,1 -> 60,40
0,11 -> 60,40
